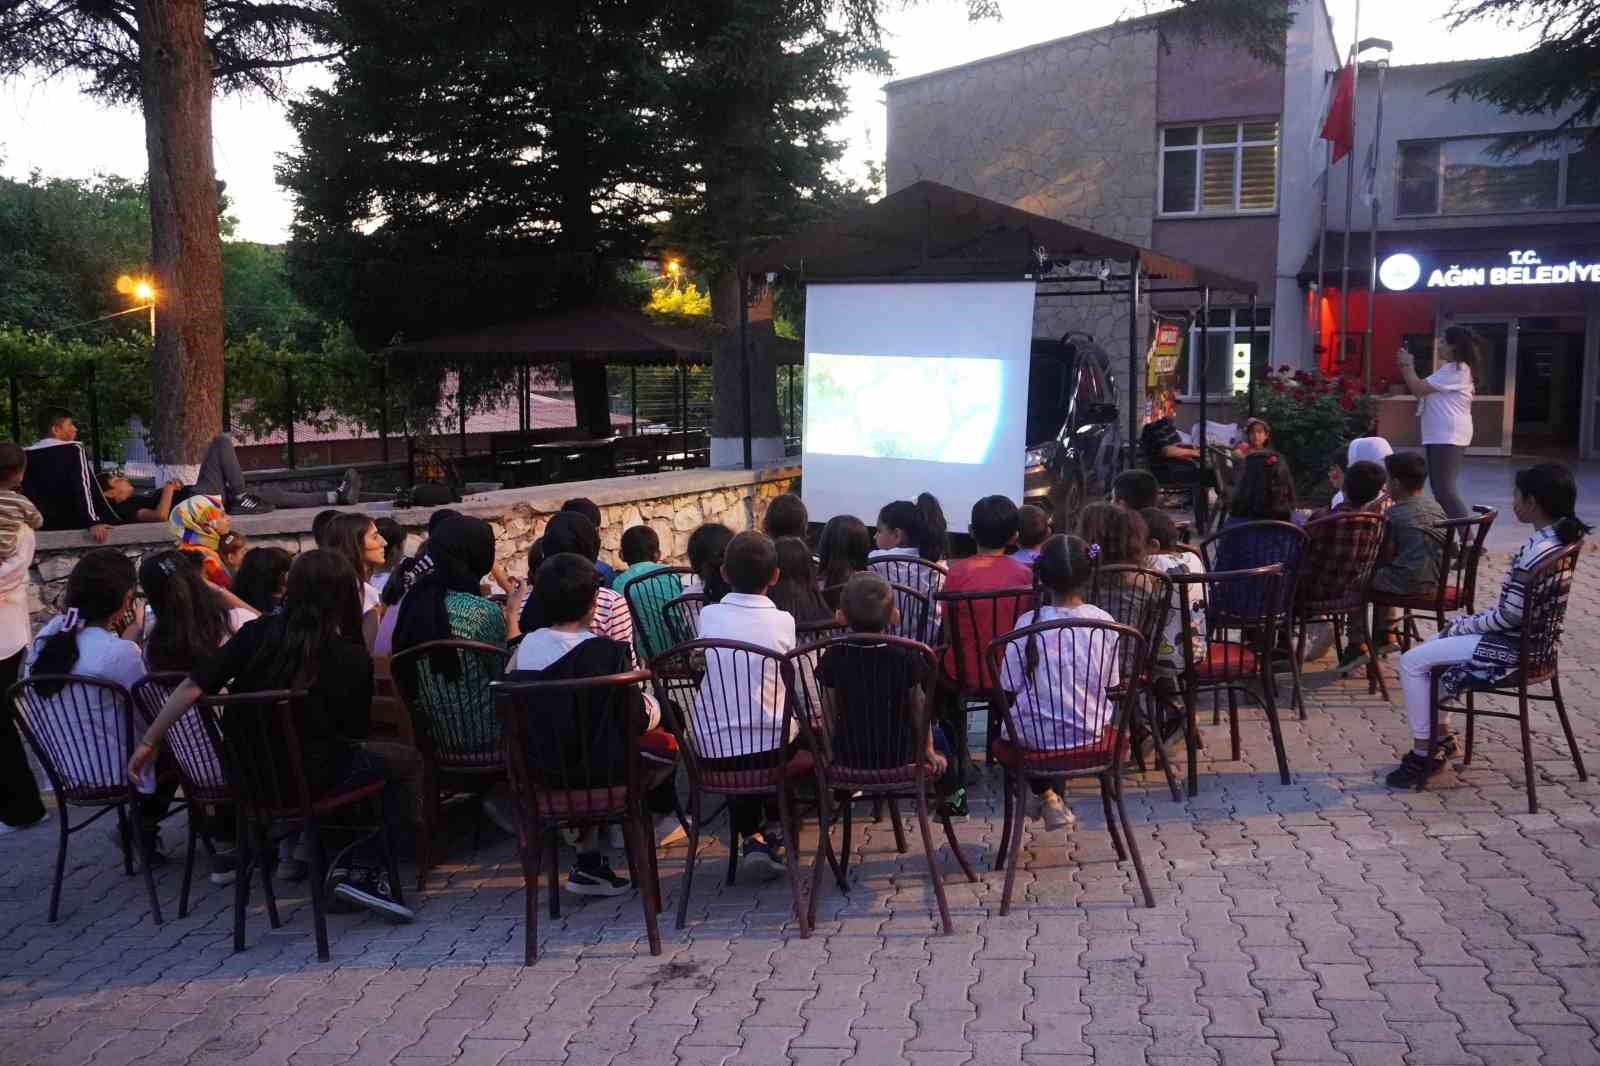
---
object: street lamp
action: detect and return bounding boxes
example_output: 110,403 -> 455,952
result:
116,274 -> 156,337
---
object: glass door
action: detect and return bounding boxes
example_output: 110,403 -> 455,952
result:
1443,316 -> 1515,456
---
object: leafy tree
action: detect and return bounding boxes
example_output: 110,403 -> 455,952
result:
1438,0 -> 1600,147
222,240 -> 318,347
0,1 -> 338,473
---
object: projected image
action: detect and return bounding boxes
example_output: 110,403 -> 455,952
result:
806,352 -> 1002,465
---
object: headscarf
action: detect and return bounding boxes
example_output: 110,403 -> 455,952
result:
392,514 -> 497,679
171,494 -> 226,552
1347,436 -> 1394,467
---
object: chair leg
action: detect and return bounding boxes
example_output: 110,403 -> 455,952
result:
1111,773 -> 1155,908
523,821 -> 542,965
1227,688 -> 1241,762
48,804 -> 69,922
255,822 -> 280,929
724,819 -> 740,887
940,809 -> 978,884
1185,683 -> 1200,799
808,787 -> 831,930
994,771 -> 1013,871
180,812 -> 199,920
1292,621 -> 1308,720
1550,673 -> 1588,782
129,797 -> 164,927
232,809 -> 250,953
776,787 -> 810,939
547,827 -> 561,920
1519,688 -> 1539,816
1464,692 -> 1476,764
116,805 -> 134,876
304,816 -> 331,962
839,797 -> 855,889
1258,670 -> 1292,786
999,769 -> 1028,917
622,807 -> 662,956
677,790 -> 703,932
1147,689 -> 1181,802
416,766 -> 436,891
887,798 -> 908,854
1101,780 -> 1126,862
914,782 -> 953,935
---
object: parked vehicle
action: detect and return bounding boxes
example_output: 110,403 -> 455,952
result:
1023,332 -> 1122,516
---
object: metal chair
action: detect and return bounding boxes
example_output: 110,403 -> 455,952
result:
1292,511 -> 1388,716
650,639 -> 824,935
1200,520 -> 1308,716
131,672 -> 231,919
868,556 -> 948,601
823,578 -> 939,645
985,618 -> 1153,912
493,669 -> 673,965
1370,505 -> 1498,650
661,592 -> 706,648
9,674 -> 167,924
1088,564 -> 1179,800
621,566 -> 694,662
934,586 -> 1035,773
794,635 -> 977,933
1169,565 -> 1292,796
201,690 -> 402,961
1423,540 -> 1585,814
390,639 -> 511,889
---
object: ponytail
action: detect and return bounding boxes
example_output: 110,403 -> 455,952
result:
1554,515 -> 1591,546
1514,462 -> 1591,545
33,549 -> 136,696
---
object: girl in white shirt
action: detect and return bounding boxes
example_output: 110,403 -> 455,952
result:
325,512 -> 389,616
1399,327 -> 1482,519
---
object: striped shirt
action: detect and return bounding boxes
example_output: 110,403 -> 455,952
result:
1440,525 -> 1568,697
0,489 -> 43,559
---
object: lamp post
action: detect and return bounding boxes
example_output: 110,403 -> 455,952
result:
133,280 -> 155,338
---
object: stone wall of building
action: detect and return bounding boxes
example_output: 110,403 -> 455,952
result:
29,465 -> 800,623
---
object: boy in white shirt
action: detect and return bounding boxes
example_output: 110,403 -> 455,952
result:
693,531 -> 797,879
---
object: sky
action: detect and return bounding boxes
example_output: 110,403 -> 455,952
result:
0,0 -> 1545,245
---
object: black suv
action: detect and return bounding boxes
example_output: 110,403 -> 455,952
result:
1023,332 -> 1123,516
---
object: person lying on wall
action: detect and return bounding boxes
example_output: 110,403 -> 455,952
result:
22,407 -> 362,543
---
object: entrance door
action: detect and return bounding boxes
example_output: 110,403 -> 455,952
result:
1445,317 -> 1514,456
1513,316 -> 1586,457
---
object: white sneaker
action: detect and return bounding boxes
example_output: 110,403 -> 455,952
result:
655,814 -> 690,849
1040,789 -> 1075,831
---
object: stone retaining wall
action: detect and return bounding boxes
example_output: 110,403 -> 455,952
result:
30,464 -> 800,622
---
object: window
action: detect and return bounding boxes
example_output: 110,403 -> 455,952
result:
1396,133 -> 1600,216
1161,121 -> 1279,215
1180,307 -> 1271,396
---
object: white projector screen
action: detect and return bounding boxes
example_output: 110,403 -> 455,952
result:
801,281 -> 1034,526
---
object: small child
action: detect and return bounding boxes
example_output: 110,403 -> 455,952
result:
763,493 -> 809,541
0,443 -> 43,560
997,534 -> 1118,831
1011,504 -> 1050,566
693,531 -> 797,879
1330,436 -> 1395,510
612,525 -> 678,659
943,495 -> 1033,688
1368,452 -> 1449,658
561,498 -> 614,582
1141,507 -> 1207,706
1318,460 -> 1386,518
217,530 -> 248,575
687,522 -> 735,603
1224,450 -> 1299,527
1235,417 -> 1271,455
312,508 -> 340,548
1112,469 -> 1159,513
869,500 -> 943,601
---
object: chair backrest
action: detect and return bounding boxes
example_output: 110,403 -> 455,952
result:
935,586 -> 1035,693
984,618 -> 1144,766
868,556 -> 948,599
1169,565 -> 1284,679
9,674 -> 137,803
821,578 -> 938,645
198,690 -> 316,819
130,672 -> 231,803
493,670 -> 652,821
661,592 -> 706,648
1200,521 -> 1307,621
621,566 -> 694,661
1296,511 -> 1388,613
649,638 -> 803,777
1088,565 -> 1172,672
791,634 -> 937,777
1440,506 -> 1499,615
1517,539 -> 1583,681
390,639 -> 510,768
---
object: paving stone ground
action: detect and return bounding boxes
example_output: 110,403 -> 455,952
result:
6,554 -> 1600,1065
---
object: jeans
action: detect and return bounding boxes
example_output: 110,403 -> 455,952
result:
1398,634 -> 1482,741
191,435 -> 330,510
326,739 -> 423,867
1425,444 -> 1470,520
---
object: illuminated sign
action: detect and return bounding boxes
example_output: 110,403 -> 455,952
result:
1379,249 -> 1600,291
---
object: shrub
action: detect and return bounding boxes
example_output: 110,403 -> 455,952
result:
1252,369 -> 1375,500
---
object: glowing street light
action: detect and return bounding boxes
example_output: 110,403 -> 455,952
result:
133,280 -> 155,303
115,274 -> 156,337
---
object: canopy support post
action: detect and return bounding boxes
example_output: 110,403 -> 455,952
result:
1199,288 -> 1211,482
1247,293 -> 1258,418
1127,253 -> 1140,472
739,270 -> 753,470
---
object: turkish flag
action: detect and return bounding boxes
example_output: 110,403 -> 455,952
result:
1321,63 -> 1355,163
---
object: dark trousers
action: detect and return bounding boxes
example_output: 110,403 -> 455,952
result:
0,650 -> 45,827
190,435 -> 329,509
705,750 -> 784,838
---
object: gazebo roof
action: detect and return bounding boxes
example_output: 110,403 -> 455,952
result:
743,180 -> 1256,294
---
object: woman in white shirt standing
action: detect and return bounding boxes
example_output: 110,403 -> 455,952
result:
1398,327 -> 1482,519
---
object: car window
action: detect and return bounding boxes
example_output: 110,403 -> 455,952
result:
1026,356 -> 1069,444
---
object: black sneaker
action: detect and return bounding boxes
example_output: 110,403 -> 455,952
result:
1385,751 -> 1445,789
332,866 -> 414,922
226,492 -> 275,516
323,866 -> 358,913
564,856 -> 630,897
337,468 -> 362,506
937,788 -> 968,819
738,838 -> 786,881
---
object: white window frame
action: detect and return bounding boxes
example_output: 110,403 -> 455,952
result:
1183,307 -> 1272,398
1158,120 -> 1281,217
1395,131 -> 1600,218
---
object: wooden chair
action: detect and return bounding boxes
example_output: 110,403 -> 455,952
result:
1423,540 -> 1586,814
1200,520 -> 1308,716
985,618 -> 1153,912
822,578 -> 939,646
9,675 -> 167,924
649,639 -> 824,935
934,586 -> 1035,774
621,566 -> 694,662
1088,564 -> 1179,800
793,635 -> 977,933
131,672 -> 231,919
200,690 -> 403,961
493,670 -> 673,965
390,639 -> 510,889
1169,565 -> 1292,796
1292,511 -> 1388,716
1370,505 -> 1498,649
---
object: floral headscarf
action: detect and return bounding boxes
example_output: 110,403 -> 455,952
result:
171,494 -> 226,552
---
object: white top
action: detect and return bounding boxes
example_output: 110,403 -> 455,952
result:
998,603 -> 1117,751
0,526 -> 35,661
693,592 -> 798,758
1419,362 -> 1475,447
1148,551 -> 1208,674
22,617 -> 150,792
512,627 -> 659,729
361,581 -> 381,614
371,572 -> 392,595
1331,437 -> 1397,508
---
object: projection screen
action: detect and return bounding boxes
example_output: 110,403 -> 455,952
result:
801,281 -> 1035,525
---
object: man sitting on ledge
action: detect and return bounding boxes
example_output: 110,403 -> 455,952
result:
22,408 -> 361,539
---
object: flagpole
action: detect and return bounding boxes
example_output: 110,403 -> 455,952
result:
1363,58 -> 1389,393
1338,0 -> 1361,379
1314,138 -> 1331,372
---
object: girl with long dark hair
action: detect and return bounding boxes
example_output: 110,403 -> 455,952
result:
325,512 -> 389,614
140,550 -> 256,673
816,515 -> 870,603
1388,462 -> 1590,789
768,536 -> 832,624
232,547 -> 292,615
1399,325 -> 1481,518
